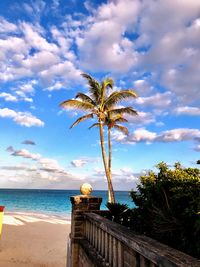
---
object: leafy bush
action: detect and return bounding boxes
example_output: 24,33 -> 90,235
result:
130,162 -> 200,258
106,202 -> 131,226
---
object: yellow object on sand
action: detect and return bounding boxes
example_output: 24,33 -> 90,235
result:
0,206 -> 5,236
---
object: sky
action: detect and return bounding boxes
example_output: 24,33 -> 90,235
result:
0,0 -> 200,191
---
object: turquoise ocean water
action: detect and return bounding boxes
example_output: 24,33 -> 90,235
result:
0,189 -> 134,217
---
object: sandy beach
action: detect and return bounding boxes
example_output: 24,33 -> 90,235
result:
0,212 -> 71,267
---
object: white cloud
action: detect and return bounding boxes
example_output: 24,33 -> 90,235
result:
135,92 -> 172,108
4,146 -> 89,188
93,166 -> 139,184
0,18 -> 81,87
126,111 -> 155,125
133,80 -> 154,96
23,51 -> 60,72
0,17 -> 17,33
46,81 -> 64,91
111,131 -> 127,143
23,0 -> 46,19
174,106 -> 200,116
0,108 -> 44,127
77,0 -> 141,72
0,36 -> 28,55
38,157 -> 65,173
113,127 -> 200,148
157,128 -> 200,142
129,128 -> 157,143
20,22 -> 58,53
11,149 -> 41,160
40,61 -> 82,85
71,157 -> 99,168
51,26 -> 74,59
0,92 -> 18,102
71,159 -> 88,168
137,0 -> 200,104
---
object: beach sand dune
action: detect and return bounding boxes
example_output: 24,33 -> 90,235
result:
0,213 -> 70,267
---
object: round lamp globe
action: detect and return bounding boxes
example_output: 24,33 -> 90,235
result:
80,183 -> 93,196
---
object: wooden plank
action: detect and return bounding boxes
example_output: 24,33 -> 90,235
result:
117,240 -> 123,267
109,234 -> 113,266
105,231 -> 108,262
113,237 -> 117,267
84,213 -> 200,267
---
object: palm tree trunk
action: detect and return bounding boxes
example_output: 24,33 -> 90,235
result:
99,122 -> 115,203
108,127 -> 112,173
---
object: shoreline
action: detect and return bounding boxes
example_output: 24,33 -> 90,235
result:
4,210 -> 71,223
0,212 -> 71,267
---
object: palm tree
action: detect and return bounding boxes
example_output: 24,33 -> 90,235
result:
89,114 -> 132,202
60,73 -> 137,203
106,113 -> 131,175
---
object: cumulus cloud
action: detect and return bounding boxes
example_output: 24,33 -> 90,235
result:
93,166 -> 140,186
1,0 -> 200,109
11,149 -> 41,160
137,0 -> 200,104
0,108 -> 44,127
3,146 -> 89,188
38,157 -> 65,173
133,80 -> 154,96
7,146 -> 63,174
157,128 -> 200,142
39,61 -> 81,85
174,106 -> 200,116
135,92 -> 172,108
0,165 -> 36,172
129,128 -> 157,143
0,18 -> 81,88
0,17 -> 17,33
126,111 -> 155,125
71,157 -> 99,168
77,0 -> 141,72
7,147 -> 66,176
0,92 -> 18,102
113,128 -> 200,148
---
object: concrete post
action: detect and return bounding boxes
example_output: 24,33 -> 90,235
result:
69,195 -> 102,267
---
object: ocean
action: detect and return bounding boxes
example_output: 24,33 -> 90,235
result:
0,189 -> 134,217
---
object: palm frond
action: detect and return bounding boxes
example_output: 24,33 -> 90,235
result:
107,113 -> 128,122
113,125 -> 129,135
89,123 -> 100,129
114,117 -> 128,123
81,73 -> 101,103
75,92 -> 95,105
104,90 -> 137,108
108,107 -> 138,116
70,113 -> 94,129
102,78 -> 114,90
100,77 -> 114,107
60,99 -> 94,111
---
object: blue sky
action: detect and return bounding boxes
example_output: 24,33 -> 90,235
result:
0,0 -> 200,191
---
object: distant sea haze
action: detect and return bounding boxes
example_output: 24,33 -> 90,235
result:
0,189 -> 134,217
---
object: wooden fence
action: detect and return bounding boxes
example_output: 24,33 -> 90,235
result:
80,212 -> 200,267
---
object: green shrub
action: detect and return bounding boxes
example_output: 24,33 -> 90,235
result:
130,162 -> 200,258
106,202 -> 131,225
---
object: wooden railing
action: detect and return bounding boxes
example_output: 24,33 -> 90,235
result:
81,212 -> 200,267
